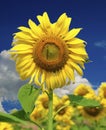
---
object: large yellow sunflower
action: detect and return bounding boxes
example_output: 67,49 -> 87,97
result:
10,12 -> 88,90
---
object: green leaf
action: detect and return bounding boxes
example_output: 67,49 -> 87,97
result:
0,112 -> 26,124
11,109 -> 29,121
68,94 -> 100,107
18,84 -> 41,114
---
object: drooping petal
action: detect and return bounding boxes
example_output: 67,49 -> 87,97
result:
34,68 -> 41,86
64,65 -> 75,81
67,60 -> 83,76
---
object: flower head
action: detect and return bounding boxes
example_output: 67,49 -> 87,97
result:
54,95 -> 74,121
30,106 -> 47,123
98,82 -> 106,99
0,122 -> 13,130
74,84 -> 95,98
10,12 -> 88,90
56,119 -> 74,130
78,96 -> 106,121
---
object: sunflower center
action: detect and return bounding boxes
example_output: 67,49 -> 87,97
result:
84,107 -> 102,117
34,36 -> 68,72
55,104 -> 66,115
42,98 -> 49,109
103,88 -> 106,98
78,89 -> 89,96
42,43 -> 60,61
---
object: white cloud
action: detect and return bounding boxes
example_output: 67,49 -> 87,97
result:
0,97 -> 5,112
54,71 -> 92,97
0,50 -> 27,100
94,40 -> 106,49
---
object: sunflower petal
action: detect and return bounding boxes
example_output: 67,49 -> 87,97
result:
66,38 -> 85,44
34,68 -> 41,86
68,47 -> 88,55
64,65 -> 75,81
10,44 -> 33,51
68,60 -> 83,76
64,28 -> 82,40
28,19 -> 43,37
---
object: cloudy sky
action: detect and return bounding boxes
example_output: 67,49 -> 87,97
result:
0,0 -> 106,111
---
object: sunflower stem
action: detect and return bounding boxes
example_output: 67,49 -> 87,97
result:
48,89 -> 53,130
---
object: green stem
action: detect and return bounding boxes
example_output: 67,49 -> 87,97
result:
48,90 -> 53,130
53,104 -> 69,119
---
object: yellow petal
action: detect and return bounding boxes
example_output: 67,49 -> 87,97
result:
59,17 -> 72,35
56,13 -> 67,27
10,44 -> 33,51
52,13 -> 67,35
34,68 -> 41,86
49,74 -> 55,89
16,59 -> 33,71
64,28 -> 82,40
28,19 -> 43,37
14,32 -> 33,40
46,73 -> 51,90
68,60 -> 83,76
18,26 -> 38,39
69,54 -> 85,62
58,70 -> 66,87
24,63 -> 35,78
55,71 -> 63,88
66,38 -> 85,45
10,49 -> 32,54
68,47 -> 87,55
37,12 -> 51,31
29,71 -> 36,84
12,38 -> 35,46
41,70 -> 46,84
64,65 -> 75,81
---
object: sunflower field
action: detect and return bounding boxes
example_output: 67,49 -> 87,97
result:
0,12 -> 106,130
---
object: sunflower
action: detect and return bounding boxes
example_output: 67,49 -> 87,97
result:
98,82 -> 106,99
78,96 -> 106,121
35,92 -> 58,110
0,122 -> 13,130
30,92 -> 59,123
30,105 -> 47,123
30,92 -> 49,123
53,95 -> 74,122
10,12 -> 88,90
73,84 -> 95,98
56,119 -> 75,130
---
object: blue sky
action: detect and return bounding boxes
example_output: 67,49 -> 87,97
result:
0,0 -> 106,91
